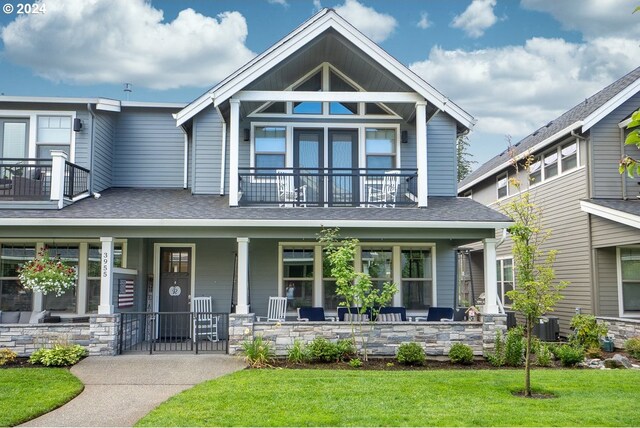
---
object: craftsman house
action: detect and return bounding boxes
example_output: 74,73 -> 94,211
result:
0,8 -> 512,356
458,66 -> 640,343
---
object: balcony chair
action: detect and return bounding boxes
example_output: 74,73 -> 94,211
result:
276,169 -> 307,207
192,296 -> 218,342
337,306 -> 373,322
256,296 -> 287,322
367,170 -> 400,208
296,307 -> 335,321
415,307 -> 455,322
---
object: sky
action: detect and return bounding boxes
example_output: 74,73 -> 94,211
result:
0,0 -> 638,167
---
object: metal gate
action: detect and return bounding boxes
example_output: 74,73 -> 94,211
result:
118,312 -> 229,354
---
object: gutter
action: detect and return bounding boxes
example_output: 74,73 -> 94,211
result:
86,103 -> 96,194
216,105 -> 227,196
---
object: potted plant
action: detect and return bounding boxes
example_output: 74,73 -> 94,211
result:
17,248 -> 77,296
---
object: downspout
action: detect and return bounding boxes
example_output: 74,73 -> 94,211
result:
86,103 -> 96,194
216,106 -> 227,196
180,125 -> 188,189
495,228 -> 507,249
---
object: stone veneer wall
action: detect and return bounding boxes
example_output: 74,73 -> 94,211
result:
228,313 -> 507,357
597,317 -> 640,349
0,314 -> 120,357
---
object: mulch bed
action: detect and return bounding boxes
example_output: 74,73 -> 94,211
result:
0,357 -> 38,368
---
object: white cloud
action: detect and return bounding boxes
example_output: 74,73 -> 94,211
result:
410,36 -> 638,162
521,0 -> 640,40
333,0 -> 397,42
268,0 -> 289,7
313,0 -> 323,12
417,12 -> 432,30
451,0 -> 498,38
0,0 -> 256,90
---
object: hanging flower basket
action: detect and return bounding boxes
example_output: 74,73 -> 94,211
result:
17,248 -> 77,296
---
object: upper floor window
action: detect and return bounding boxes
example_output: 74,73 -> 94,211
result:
293,71 -> 322,115
37,115 -> 72,159
497,173 -> 508,199
365,128 -> 396,169
528,141 -> 579,186
254,126 -> 286,171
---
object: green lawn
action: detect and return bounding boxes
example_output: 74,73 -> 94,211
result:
138,369 -> 640,427
0,368 -> 84,427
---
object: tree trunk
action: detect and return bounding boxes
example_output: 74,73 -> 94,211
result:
525,318 -> 533,397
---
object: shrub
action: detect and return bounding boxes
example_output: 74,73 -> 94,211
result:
396,342 -> 425,366
308,337 -> 340,363
241,335 -> 273,368
625,337 -> 640,359
29,344 -> 87,367
348,358 -> 362,368
449,343 -> 474,365
0,348 -> 17,366
586,346 -> 603,359
336,339 -> 357,361
554,344 -> 584,367
486,331 -> 505,367
570,314 -> 608,349
535,343 -> 554,367
504,327 -> 524,367
286,339 -> 308,364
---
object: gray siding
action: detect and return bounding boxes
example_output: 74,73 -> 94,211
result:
73,110 -> 91,169
595,247 -> 620,317
92,112 -> 116,192
591,211 -> 640,248
435,241 -> 455,307
193,107 -> 224,194
427,114 -> 457,196
113,108 -> 184,188
591,92 -> 640,198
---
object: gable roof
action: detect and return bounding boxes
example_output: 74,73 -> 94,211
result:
175,8 -> 474,129
459,66 -> 640,192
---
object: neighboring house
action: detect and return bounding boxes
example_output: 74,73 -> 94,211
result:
458,66 -> 640,337
0,9 -> 512,354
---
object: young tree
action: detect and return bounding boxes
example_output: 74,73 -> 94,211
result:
457,134 -> 477,182
318,228 -> 397,361
619,108 -> 640,176
501,151 -> 567,397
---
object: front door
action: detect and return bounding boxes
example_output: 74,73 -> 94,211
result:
159,247 -> 191,339
328,130 -> 358,206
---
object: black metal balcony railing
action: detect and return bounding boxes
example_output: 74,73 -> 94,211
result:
239,168 -> 418,207
0,158 -> 52,200
64,161 -> 90,199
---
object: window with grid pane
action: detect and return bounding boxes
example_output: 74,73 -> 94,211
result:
620,248 -> 640,312
0,244 -> 35,311
497,173 -> 508,199
561,142 -> 577,172
402,249 -> 432,310
362,248 -> 392,294
496,258 -> 514,306
255,127 -> 286,171
283,248 -> 313,310
365,129 -> 396,169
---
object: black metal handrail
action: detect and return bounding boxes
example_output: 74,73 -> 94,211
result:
0,158 -> 52,200
64,161 -> 90,199
238,167 -> 418,207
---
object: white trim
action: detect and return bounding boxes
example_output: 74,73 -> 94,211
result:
616,246 -> 640,318
0,96 -> 122,112
583,77 -> 640,132
620,117 -> 632,129
236,90 -> 423,103
216,107 -> 227,195
121,101 -> 186,109
0,217 -> 513,229
175,9 -> 474,129
152,243 -> 196,314
458,121 -> 583,193
229,99 -> 240,206
580,200 -> 640,230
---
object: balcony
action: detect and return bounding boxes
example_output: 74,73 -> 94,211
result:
0,154 -> 90,208
238,168 -> 417,207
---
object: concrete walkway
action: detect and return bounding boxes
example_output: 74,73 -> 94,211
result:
22,354 -> 246,427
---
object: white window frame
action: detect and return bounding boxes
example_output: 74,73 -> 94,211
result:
278,242 -> 436,315
497,172 -> 508,200
496,257 -> 514,308
528,138 -> 580,188
616,246 -> 640,318
0,110 -> 77,161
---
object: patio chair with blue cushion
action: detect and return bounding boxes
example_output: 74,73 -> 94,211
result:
377,306 -> 408,321
415,307 -> 455,322
337,307 -> 373,322
296,307 -> 335,321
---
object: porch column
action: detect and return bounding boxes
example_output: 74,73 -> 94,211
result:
483,238 -> 499,314
415,101 -> 428,208
229,99 -> 241,207
50,150 -> 68,209
236,237 -> 250,314
98,237 -> 114,315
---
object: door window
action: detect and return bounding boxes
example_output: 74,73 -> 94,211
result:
1,121 -> 28,159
